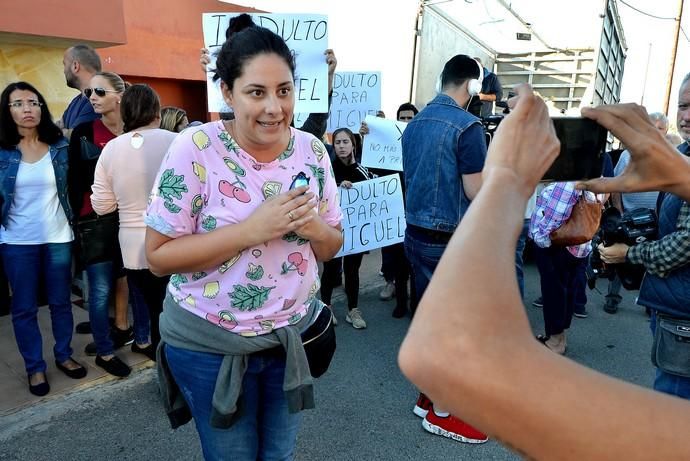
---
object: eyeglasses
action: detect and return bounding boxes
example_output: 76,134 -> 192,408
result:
8,100 -> 43,109
84,87 -> 118,98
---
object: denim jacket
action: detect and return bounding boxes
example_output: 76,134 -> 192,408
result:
402,93 -> 486,232
0,137 -> 73,227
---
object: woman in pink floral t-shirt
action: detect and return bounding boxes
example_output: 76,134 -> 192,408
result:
144,17 -> 343,460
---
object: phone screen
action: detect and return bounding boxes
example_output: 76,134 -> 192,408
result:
541,117 -> 608,181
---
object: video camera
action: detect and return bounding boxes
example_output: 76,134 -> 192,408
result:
588,207 -> 658,290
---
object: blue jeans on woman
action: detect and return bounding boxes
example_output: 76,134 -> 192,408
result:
2,243 -> 74,374
86,261 -> 116,356
165,344 -> 301,461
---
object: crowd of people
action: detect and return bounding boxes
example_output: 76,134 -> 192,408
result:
2,12 -> 690,461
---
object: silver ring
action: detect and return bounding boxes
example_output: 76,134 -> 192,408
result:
288,211 -> 295,221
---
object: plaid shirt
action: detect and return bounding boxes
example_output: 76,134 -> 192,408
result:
627,200 -> 690,278
529,182 -> 593,258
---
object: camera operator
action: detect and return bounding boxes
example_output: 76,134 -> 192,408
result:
600,113 -> 668,314
598,74 -> 690,400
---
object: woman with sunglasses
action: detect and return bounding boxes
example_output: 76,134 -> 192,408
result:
68,72 -> 144,376
0,81 -> 86,396
91,84 -> 177,371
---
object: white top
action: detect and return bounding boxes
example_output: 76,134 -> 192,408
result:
91,128 -> 178,269
0,151 -> 73,244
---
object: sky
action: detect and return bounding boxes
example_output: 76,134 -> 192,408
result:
225,0 -> 689,127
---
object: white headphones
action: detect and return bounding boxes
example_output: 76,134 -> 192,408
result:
436,58 -> 485,95
467,60 -> 484,97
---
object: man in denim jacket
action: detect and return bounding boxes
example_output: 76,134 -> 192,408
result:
402,54 -> 487,444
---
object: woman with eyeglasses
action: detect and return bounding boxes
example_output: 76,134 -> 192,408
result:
68,72 -> 145,376
0,81 -> 86,396
91,85 -> 177,371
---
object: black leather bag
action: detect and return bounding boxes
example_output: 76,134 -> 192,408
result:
301,305 -> 336,378
80,136 -> 102,161
75,211 -> 120,265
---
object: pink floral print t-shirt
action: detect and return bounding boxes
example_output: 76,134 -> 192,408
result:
145,121 -> 342,336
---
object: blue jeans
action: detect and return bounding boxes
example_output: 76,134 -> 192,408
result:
404,228 -> 448,302
650,311 -> 690,400
86,261 -> 115,356
165,344 -> 301,461
127,277 -> 152,345
2,243 -> 74,374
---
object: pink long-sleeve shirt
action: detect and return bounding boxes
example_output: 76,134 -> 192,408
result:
91,128 -> 178,269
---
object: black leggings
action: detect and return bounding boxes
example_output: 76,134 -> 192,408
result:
320,253 -> 364,311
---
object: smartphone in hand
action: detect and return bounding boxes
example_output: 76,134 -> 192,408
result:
541,117 -> 608,181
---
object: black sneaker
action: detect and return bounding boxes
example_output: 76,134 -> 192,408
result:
131,343 -> 157,362
75,321 -> 92,334
532,297 -> 543,308
573,308 -> 588,319
603,295 -> 621,314
84,341 -> 97,356
111,327 -> 134,349
95,355 -> 131,378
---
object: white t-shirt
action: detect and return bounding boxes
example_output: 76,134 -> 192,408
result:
0,151 -> 73,244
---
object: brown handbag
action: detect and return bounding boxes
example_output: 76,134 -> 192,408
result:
550,193 -> 602,246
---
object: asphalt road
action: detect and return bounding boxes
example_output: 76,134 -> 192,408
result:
0,251 -> 654,460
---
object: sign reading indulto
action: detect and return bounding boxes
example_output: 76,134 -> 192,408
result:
335,174 -> 406,257
202,13 -> 329,114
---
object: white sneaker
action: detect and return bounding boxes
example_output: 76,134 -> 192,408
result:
345,308 -> 367,329
379,282 -> 395,300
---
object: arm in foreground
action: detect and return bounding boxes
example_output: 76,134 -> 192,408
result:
398,86 -> 690,461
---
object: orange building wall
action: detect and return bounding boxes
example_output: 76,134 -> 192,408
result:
0,1 -> 262,122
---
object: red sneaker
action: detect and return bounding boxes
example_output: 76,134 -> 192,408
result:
413,393 -> 432,418
422,408 -> 488,444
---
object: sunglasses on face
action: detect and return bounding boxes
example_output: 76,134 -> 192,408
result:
84,87 -> 118,98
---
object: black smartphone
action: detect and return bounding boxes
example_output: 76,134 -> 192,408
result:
541,117 -> 608,181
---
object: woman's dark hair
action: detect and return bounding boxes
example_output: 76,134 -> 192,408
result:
214,25 -> 295,90
0,81 -> 63,149
332,128 -> 357,150
121,84 -> 161,133
225,13 -> 255,40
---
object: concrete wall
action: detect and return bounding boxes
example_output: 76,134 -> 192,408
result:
0,45 -> 78,120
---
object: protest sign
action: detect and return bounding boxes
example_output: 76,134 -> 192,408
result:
360,115 -> 407,171
335,174 -> 406,257
295,71 -> 381,132
202,13 -> 329,114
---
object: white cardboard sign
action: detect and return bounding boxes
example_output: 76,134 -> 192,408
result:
335,174 -> 406,257
202,13 -> 329,114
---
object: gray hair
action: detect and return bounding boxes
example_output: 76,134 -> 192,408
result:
648,112 -> 668,127
68,44 -> 102,73
681,72 -> 690,88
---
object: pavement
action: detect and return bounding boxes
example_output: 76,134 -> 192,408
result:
0,249 -> 654,460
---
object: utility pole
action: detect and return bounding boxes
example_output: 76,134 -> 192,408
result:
641,42 -> 652,105
663,0 -> 684,115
